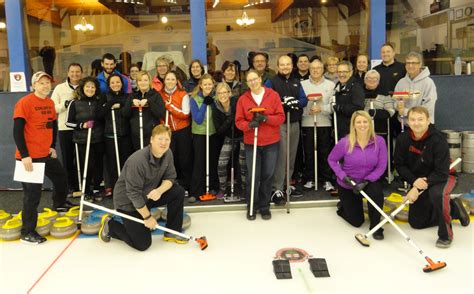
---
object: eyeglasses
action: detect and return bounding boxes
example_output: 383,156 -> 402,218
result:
406,62 -> 420,65
247,77 -> 260,84
365,77 -> 379,81
217,91 -> 230,96
337,71 -> 350,74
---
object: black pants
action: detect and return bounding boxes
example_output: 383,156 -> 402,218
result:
20,157 -> 68,235
301,126 -> 334,183
337,180 -> 384,230
77,142 -> 105,193
108,184 -> 185,251
58,130 -> 78,191
245,142 -> 279,212
408,176 -> 457,240
190,134 -> 219,197
170,126 -> 193,191
105,136 -> 133,190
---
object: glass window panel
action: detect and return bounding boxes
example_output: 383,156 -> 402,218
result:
25,0 -> 191,86
386,0 -> 474,75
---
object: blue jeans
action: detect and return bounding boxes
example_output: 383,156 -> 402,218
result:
245,142 -> 279,212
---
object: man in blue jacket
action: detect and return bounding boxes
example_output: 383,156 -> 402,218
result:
96,53 -> 132,94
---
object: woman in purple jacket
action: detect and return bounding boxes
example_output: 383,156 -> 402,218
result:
328,110 -> 387,240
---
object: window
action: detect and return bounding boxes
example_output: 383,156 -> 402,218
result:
0,3 -> 8,92
206,1 -> 369,73
386,0 -> 474,75
25,0 -> 191,84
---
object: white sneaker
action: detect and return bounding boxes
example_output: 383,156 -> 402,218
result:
324,181 -> 335,192
304,181 -> 314,189
289,185 -> 296,191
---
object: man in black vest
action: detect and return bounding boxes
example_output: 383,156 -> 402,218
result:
265,55 -> 308,201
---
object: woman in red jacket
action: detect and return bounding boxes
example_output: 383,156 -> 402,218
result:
235,70 -> 285,220
159,71 -> 192,194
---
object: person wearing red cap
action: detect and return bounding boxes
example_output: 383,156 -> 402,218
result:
13,71 -> 73,245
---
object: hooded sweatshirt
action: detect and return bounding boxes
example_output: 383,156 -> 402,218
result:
394,124 -> 449,186
394,67 -> 437,124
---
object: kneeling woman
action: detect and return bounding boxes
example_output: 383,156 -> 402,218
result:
328,111 -> 387,239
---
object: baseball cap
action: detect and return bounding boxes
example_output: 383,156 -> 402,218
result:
31,71 -> 53,84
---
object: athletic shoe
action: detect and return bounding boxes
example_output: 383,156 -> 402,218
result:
104,188 -> 113,197
93,191 -> 103,202
451,198 -> 470,227
99,214 -> 111,242
289,185 -> 296,191
184,190 -> 189,197
21,231 -> 47,245
271,190 -> 286,205
373,229 -> 384,240
188,196 -> 197,203
436,238 -> 452,248
260,209 -> 272,220
291,184 -> 303,198
163,232 -> 189,244
324,181 -> 335,192
304,181 -> 314,189
216,192 -> 226,199
53,200 -> 75,212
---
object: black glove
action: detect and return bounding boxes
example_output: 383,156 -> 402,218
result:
368,108 -> 376,117
352,180 -> 368,194
249,119 -> 260,129
283,97 -> 300,111
253,112 -> 267,123
203,96 -> 214,105
343,176 -> 355,187
333,104 -> 343,113
64,100 -> 71,109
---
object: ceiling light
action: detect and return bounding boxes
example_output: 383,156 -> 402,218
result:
244,0 -> 270,8
236,11 -> 255,27
161,16 -> 168,23
0,22 -> 6,30
74,16 -> 94,31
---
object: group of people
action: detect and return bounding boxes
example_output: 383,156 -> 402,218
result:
13,43 -> 469,251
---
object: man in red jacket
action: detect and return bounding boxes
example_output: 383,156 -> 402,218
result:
236,70 -> 285,220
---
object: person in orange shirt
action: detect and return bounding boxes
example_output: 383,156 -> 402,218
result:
159,71 -> 192,195
13,71 -> 73,245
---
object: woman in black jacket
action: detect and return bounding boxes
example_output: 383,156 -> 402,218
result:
97,73 -> 133,191
212,82 -> 246,198
65,77 -> 105,202
123,71 -> 166,151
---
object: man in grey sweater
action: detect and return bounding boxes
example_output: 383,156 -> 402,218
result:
99,125 -> 186,251
394,51 -> 437,128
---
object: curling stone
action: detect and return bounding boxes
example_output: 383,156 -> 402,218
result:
385,193 -> 404,211
50,217 -> 77,239
38,208 -> 58,222
80,214 -> 102,235
36,217 -> 51,237
161,208 -> 191,230
394,205 -> 409,222
0,210 -> 12,226
64,206 -> 80,223
150,207 -> 161,220
0,216 -> 22,241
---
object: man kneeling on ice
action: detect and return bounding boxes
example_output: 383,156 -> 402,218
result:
99,124 -> 187,251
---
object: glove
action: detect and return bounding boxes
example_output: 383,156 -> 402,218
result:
253,112 -> 267,123
83,120 -> 94,129
283,97 -> 300,111
343,176 -> 355,187
249,120 -> 260,129
368,108 -> 376,117
203,96 -> 214,105
333,104 -> 343,113
352,180 -> 368,194
64,100 -> 71,109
